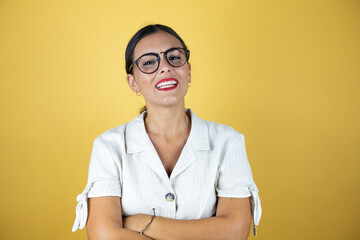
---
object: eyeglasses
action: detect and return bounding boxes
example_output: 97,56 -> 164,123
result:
129,47 -> 190,74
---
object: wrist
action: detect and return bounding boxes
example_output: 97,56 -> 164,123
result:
139,208 -> 157,235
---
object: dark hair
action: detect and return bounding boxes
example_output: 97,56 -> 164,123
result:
125,24 -> 189,114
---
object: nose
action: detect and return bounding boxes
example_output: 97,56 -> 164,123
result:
158,53 -> 171,73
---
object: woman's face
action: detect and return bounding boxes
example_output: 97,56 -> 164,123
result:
127,31 -> 191,109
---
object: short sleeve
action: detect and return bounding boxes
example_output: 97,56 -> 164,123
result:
216,133 -> 262,236
72,136 -> 122,232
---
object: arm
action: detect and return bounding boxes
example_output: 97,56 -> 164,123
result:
86,196 -> 154,240
123,197 -> 252,240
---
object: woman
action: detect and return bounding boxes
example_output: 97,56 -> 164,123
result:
72,24 -> 262,240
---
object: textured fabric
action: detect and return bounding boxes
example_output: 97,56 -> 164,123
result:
72,108 -> 262,236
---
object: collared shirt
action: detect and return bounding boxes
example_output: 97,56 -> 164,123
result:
72,108 -> 262,236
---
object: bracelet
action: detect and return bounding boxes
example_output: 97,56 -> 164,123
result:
139,208 -> 156,235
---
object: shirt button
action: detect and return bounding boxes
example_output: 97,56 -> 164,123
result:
165,193 -> 175,202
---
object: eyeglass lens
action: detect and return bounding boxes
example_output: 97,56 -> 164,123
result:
137,48 -> 187,73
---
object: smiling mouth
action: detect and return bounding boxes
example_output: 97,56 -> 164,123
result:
155,80 -> 178,89
155,77 -> 179,91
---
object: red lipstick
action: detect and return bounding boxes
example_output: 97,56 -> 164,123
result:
155,78 -> 179,91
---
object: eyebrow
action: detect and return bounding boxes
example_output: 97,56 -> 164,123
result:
137,47 -> 181,58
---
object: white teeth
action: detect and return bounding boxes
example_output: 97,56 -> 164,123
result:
156,80 -> 177,88
158,84 -> 176,89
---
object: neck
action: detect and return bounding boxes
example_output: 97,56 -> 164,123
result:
143,103 -> 191,140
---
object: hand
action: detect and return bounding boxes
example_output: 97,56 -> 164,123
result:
123,214 -> 152,233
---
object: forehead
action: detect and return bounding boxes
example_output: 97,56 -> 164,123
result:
133,31 -> 183,59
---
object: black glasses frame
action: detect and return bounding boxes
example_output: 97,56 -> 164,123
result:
129,47 -> 190,74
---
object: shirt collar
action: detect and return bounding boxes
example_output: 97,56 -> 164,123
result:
125,108 -> 210,154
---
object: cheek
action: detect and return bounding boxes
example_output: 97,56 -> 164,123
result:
134,74 -> 154,88
177,68 -> 190,80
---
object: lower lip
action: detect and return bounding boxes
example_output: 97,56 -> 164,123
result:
156,83 -> 178,91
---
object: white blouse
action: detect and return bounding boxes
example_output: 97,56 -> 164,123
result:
72,108 -> 262,236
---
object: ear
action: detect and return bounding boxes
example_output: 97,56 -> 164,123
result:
187,62 -> 191,82
126,73 -> 138,93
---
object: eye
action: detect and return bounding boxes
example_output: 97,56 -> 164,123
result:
169,56 -> 181,60
143,60 -> 156,66
167,48 -> 186,62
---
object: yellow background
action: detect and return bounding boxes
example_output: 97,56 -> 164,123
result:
1,0 -> 359,239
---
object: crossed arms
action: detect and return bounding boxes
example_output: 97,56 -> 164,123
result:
86,196 -> 252,240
